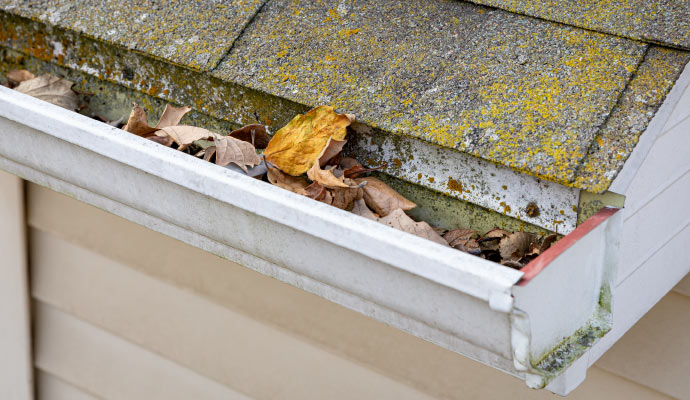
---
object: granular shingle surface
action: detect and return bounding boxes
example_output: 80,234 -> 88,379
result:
463,0 -> 690,50
216,0 -> 648,184
0,0 -> 266,70
1,0 -> 688,193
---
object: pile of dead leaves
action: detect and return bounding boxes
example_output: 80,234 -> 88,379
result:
5,69 -> 558,269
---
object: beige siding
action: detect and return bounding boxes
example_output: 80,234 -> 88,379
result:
36,370 -> 99,400
598,291 -> 690,399
0,171 -> 33,400
26,182 -> 676,399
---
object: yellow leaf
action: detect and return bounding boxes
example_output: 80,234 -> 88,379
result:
264,105 -> 354,176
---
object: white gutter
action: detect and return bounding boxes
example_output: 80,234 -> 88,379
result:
0,87 -> 623,393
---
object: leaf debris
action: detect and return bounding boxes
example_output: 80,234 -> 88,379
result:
5,69 -> 558,270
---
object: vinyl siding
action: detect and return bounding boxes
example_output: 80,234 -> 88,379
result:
26,183 -> 674,400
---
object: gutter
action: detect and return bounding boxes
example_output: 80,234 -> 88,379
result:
0,87 -> 622,394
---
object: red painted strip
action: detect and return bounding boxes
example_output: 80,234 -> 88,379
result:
518,207 -> 619,286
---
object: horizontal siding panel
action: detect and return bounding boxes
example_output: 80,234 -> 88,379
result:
623,117 -> 690,219
617,171 -> 690,284
663,79 -> 690,133
36,369 -> 99,400
33,301 -> 250,400
26,183 -> 674,400
597,292 -> 690,399
29,227 -> 433,400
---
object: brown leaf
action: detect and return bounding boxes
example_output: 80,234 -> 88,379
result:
501,260 -> 524,269
229,124 -> 270,149
318,138 -> 347,167
7,69 -> 35,87
499,232 -> 533,261
308,159 -> 362,189
123,103 -> 157,136
146,135 -> 173,146
330,180 -> 363,210
264,106 -> 354,176
124,103 -> 190,136
203,146 -> 216,162
267,166 -> 308,194
351,199 -> 378,220
444,229 -> 481,255
378,209 -> 448,246
355,177 -> 416,217
540,233 -> 558,253
478,228 -> 511,252
15,74 -> 79,110
304,182 -> 333,205
211,133 -> 261,173
155,125 -> 213,151
339,157 -> 362,170
155,104 -> 191,129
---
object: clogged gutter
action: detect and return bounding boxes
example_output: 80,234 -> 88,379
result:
4,69 -> 557,269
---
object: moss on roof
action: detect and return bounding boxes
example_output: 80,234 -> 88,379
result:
0,0 -> 266,70
0,0 -> 688,194
216,0 -> 648,186
463,0 -> 690,50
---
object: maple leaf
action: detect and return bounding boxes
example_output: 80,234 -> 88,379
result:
354,177 -> 416,217
264,106 -> 355,176
211,132 -> 261,172
14,74 -> 79,110
378,209 -> 448,246
123,103 -> 190,136
155,126 -> 213,151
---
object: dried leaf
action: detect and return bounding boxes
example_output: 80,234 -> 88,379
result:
155,104 -> 191,129
146,135 -> 173,146
307,159 -> 362,189
378,209 -> 448,246
499,232 -> 533,261
211,132 -> 261,173
229,124 -> 270,149
304,182 -> 333,205
124,103 -> 190,136
264,106 -> 354,176
355,177 -> 416,217
330,180 -> 363,210
351,199 -> 378,220
318,138 -> 347,167
156,125 -> 213,150
501,260 -> 524,269
540,233 -> 558,253
203,146 -> 216,162
444,229 -> 481,255
478,228 -> 511,252
7,69 -> 35,86
267,166 -> 308,194
339,157 -> 362,170
15,74 -> 79,110
123,103 -> 157,136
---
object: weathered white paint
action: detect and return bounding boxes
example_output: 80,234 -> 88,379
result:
0,86 -> 621,392
0,170 -> 33,400
349,123 -> 580,233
